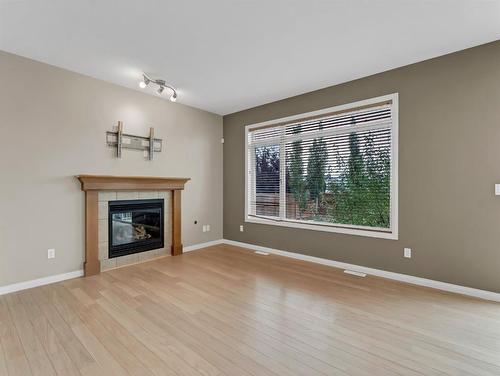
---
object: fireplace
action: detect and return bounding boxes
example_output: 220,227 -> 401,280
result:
77,175 -> 189,276
108,199 -> 164,258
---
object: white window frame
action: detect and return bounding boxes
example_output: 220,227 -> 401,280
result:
244,93 -> 399,240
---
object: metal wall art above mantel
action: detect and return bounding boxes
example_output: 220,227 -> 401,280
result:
106,121 -> 163,160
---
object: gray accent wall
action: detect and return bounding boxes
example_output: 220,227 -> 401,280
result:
0,51 -> 223,287
223,41 -> 500,293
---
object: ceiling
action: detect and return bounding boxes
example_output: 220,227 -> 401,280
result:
1,0 -> 499,115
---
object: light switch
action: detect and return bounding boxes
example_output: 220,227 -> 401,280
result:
495,184 -> 500,196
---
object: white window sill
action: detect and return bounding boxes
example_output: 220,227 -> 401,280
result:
245,216 -> 398,240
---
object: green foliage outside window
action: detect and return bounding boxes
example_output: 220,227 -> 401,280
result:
287,126 -> 308,215
328,132 -> 391,228
255,130 -> 390,228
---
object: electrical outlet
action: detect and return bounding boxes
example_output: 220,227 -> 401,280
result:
404,248 -> 412,258
48,248 -> 56,259
240,225 -> 244,232
202,225 -> 207,232
206,225 -> 210,232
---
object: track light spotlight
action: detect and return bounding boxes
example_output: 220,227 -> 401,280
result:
139,73 -> 178,102
139,74 -> 151,89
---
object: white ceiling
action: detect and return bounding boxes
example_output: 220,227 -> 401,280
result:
1,0 -> 499,115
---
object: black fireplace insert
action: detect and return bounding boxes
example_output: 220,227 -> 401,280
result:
108,199 -> 164,258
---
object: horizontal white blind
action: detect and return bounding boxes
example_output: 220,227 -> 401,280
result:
247,99 -> 395,233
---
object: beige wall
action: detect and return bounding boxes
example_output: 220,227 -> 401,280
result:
224,41 -> 500,293
0,51 -> 223,287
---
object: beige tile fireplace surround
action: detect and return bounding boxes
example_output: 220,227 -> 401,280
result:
77,175 -> 189,276
98,191 -> 172,271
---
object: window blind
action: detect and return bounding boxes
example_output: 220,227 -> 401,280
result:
246,97 -> 396,235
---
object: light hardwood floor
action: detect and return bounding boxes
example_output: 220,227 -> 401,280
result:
0,244 -> 499,376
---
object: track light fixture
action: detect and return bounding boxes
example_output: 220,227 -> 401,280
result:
139,73 -> 178,102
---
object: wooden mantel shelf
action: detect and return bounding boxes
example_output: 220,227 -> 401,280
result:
76,175 -> 190,277
77,175 -> 190,191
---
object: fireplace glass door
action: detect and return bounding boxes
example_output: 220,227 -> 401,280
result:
108,199 -> 164,258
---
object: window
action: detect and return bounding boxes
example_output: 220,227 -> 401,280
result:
245,93 -> 398,239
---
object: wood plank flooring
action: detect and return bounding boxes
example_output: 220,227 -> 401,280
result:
1,244 -> 499,375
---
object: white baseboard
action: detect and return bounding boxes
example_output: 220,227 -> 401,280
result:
0,240 -> 224,296
184,239 -> 224,252
221,239 -> 500,303
0,270 -> 84,296
3,239 -> 498,303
